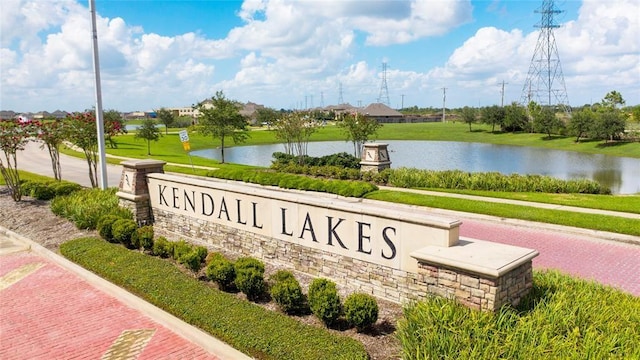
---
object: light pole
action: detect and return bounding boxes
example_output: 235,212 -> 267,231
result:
89,0 -> 108,189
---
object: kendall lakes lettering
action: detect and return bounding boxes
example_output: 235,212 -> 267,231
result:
156,184 -> 397,261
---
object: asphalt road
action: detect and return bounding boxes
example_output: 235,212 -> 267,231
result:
17,142 -> 123,188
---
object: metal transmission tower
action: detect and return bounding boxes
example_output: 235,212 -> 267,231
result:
338,82 -> 344,104
521,0 -> 571,114
377,62 -> 391,106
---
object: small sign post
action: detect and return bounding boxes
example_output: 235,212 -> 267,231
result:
178,130 -> 195,173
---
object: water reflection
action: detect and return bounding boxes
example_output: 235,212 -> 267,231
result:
190,141 -> 640,194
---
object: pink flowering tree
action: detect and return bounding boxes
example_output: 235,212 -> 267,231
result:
0,119 -> 36,201
34,119 -> 68,181
104,110 -> 126,148
65,112 -> 99,188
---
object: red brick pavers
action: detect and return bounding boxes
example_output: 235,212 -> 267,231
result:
460,219 -> 640,296
0,252 -> 220,360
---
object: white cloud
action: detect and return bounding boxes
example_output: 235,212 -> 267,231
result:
1,0 -> 638,111
427,0 -> 640,107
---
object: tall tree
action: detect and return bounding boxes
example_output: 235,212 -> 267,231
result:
338,112 -> 382,157
568,108 -> 596,142
35,120 -> 68,181
481,105 -> 505,132
594,91 -> 627,142
0,120 -> 35,201
533,107 -> 563,138
274,112 -> 316,162
155,107 -> 175,134
504,102 -> 529,132
134,119 -> 162,155
459,106 -> 477,132
65,112 -> 100,187
256,107 -> 279,129
195,91 -> 249,164
602,90 -> 625,109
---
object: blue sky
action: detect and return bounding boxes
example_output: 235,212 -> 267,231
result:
1,0 -> 638,112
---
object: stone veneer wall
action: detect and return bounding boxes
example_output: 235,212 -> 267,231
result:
153,208 -> 534,310
416,261 -> 533,311
155,209 -> 427,304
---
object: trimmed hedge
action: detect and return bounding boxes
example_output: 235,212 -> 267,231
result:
205,253 -> 236,290
308,278 -> 342,326
206,168 -> 378,198
60,238 -> 368,359
269,271 -> 305,315
235,257 -> 266,301
21,179 -> 82,200
343,293 -> 379,332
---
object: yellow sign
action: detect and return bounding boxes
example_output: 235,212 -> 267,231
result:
182,141 -> 191,151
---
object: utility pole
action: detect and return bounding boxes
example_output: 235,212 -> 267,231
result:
500,80 -> 508,107
401,94 -> 405,110
320,92 -> 324,108
441,87 -> 447,123
338,82 -> 344,104
89,0 -> 108,189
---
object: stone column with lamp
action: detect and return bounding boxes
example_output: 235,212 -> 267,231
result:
360,143 -> 391,173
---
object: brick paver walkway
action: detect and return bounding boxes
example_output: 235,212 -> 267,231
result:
460,219 -> 640,296
0,252 -> 220,360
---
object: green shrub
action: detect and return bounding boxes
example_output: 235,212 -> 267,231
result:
270,275 -> 305,314
96,214 -> 123,242
235,257 -> 265,301
343,293 -> 379,332
132,225 -> 154,250
205,253 -> 236,290
180,250 -> 205,272
207,168 -> 378,198
385,168 -> 609,194
111,219 -> 138,248
235,256 -> 265,273
270,269 -> 297,283
152,236 -> 172,258
193,245 -> 208,263
50,188 -> 132,229
235,268 -> 265,301
50,181 -> 82,197
171,239 -> 193,261
308,278 -> 342,326
25,181 -> 55,200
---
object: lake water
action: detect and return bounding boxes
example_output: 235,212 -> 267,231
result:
190,141 -> 640,194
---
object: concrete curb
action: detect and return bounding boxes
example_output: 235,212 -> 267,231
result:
0,226 -> 252,360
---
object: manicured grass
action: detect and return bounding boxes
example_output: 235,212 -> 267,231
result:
0,170 -> 52,185
364,190 -> 640,236
397,270 -> 640,359
427,188 -> 640,214
60,237 -> 368,360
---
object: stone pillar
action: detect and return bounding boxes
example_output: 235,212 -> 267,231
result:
116,159 -> 166,224
360,143 -> 391,173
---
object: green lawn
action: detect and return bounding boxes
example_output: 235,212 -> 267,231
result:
365,190 -> 640,237
105,122 -> 640,163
